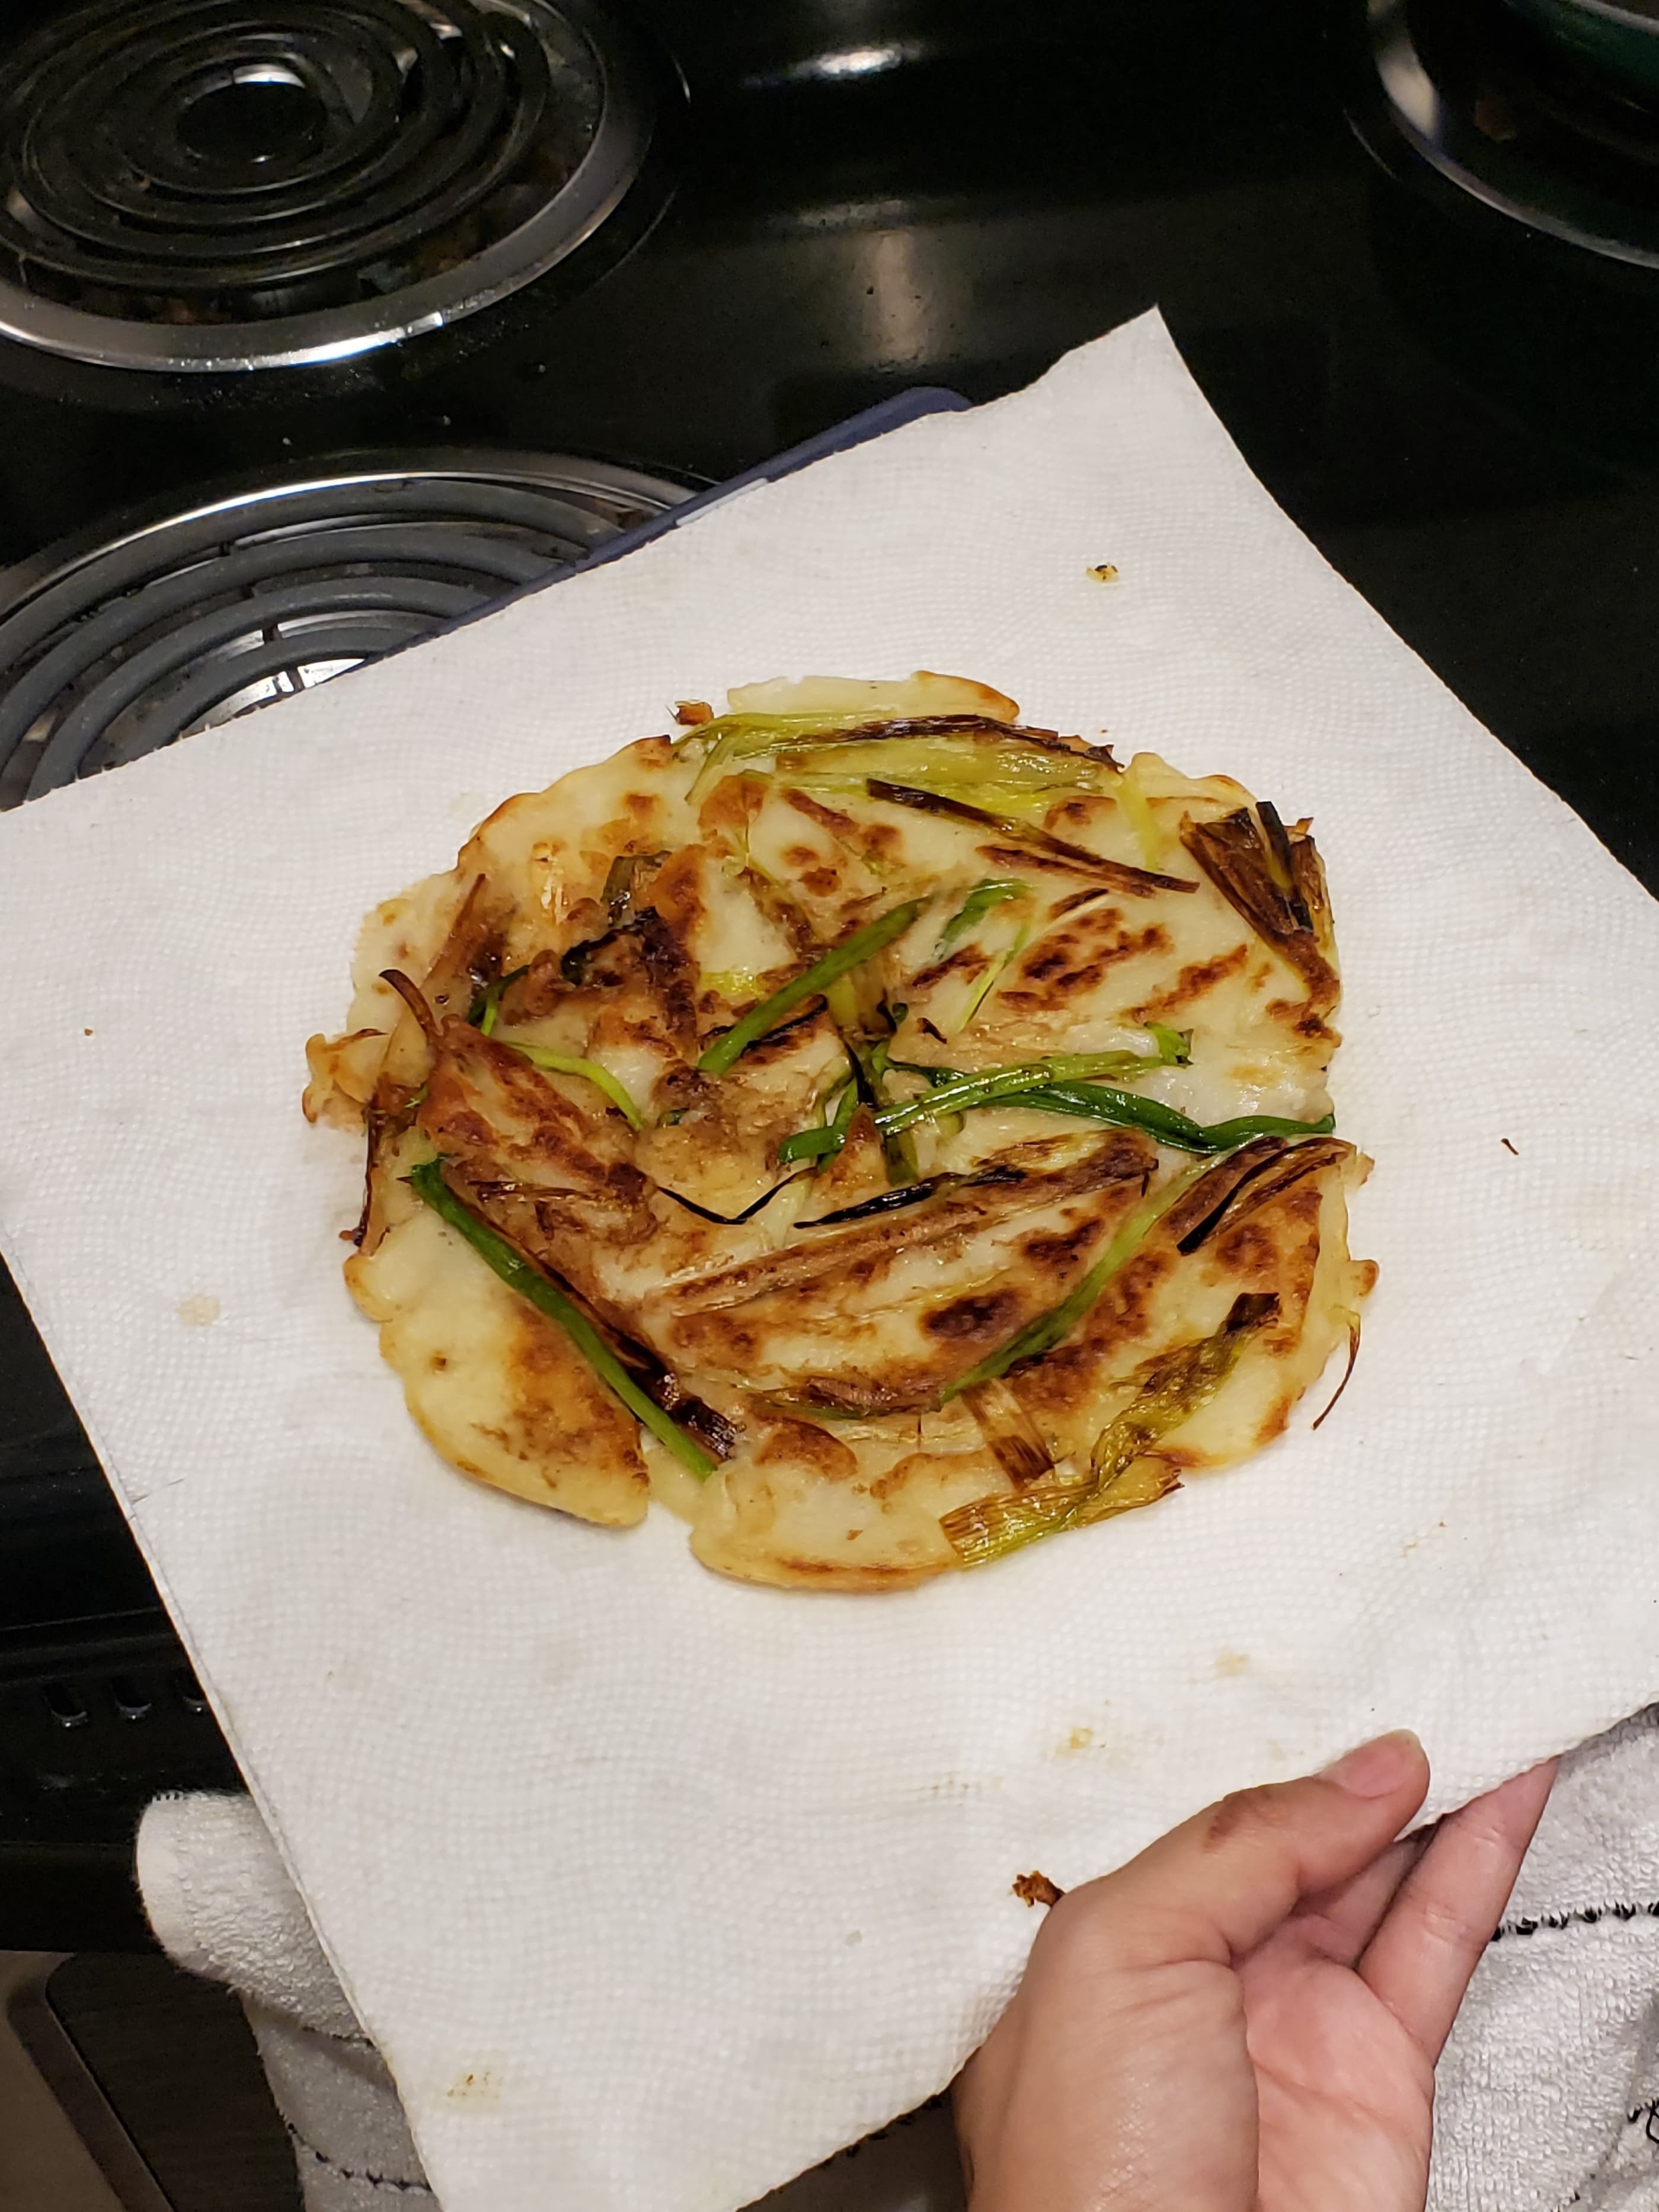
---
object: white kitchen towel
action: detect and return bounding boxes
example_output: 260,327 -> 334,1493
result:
241,2005 -> 435,2212
139,1795 -> 434,2208
1430,1707 -> 1659,2212
136,1711 -> 1659,2212
2,309 -> 1659,2212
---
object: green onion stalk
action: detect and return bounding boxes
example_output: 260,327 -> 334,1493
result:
871,1046 -> 1331,1156
941,1153 -> 1219,1401
503,1043 -> 645,1130
778,1082 -> 859,1165
409,1161 -> 715,1479
941,1292 -> 1278,1567
698,900 -> 923,1077
936,877 -> 1029,952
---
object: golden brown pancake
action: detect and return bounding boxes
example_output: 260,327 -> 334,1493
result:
306,674 -> 1374,1587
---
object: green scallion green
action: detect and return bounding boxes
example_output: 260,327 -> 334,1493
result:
1141,1022 -> 1191,1066
865,1030 -> 1329,1154
408,1161 -> 715,1478
941,1153 -> 1219,1400
779,738 -> 1109,797
1019,1085 -> 1334,1155
778,1079 -> 861,1166
468,966 -> 529,1036
686,712 -> 888,797
503,1044 -> 644,1130
942,880 -> 1035,951
776,1126 -> 846,1163
873,1049 -> 1184,1139
698,900 -> 923,1077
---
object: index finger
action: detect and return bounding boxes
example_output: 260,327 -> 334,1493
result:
1062,1731 -> 1431,1969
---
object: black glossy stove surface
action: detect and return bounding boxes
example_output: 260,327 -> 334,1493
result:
4,0 -> 1659,1897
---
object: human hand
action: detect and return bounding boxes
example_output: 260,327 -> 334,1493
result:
953,1732 -> 1555,2212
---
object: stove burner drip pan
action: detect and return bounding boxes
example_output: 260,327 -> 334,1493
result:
0,0 -> 651,370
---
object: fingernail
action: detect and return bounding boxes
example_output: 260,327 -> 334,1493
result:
1319,1729 -> 1423,1798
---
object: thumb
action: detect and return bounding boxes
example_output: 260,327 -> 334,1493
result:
1059,1730 -> 1430,1969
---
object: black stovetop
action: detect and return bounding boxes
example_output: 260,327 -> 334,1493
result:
5,0 -> 1659,1942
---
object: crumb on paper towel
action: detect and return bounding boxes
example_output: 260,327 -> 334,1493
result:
1059,1725 -> 1094,1754
1012,1871 -> 1065,1909
674,699 -> 714,725
1088,562 -> 1119,581
176,1294 -> 221,1327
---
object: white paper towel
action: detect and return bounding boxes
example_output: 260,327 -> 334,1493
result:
2,311 -> 1657,2212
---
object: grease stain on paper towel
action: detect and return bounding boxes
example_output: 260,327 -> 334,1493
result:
1213,1650 -> 1251,1679
446,2066 -> 501,2107
1051,1714 -> 1165,1770
928,1773 -> 1000,1801
177,1294 -> 221,1326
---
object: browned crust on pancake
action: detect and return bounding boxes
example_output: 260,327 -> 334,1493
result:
312,688 -> 1372,1584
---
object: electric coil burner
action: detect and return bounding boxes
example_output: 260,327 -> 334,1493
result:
0,446 -> 686,1938
1351,0 -> 1659,265
0,449 -> 688,806
0,0 -> 653,370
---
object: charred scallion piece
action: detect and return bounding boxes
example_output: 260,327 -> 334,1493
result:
867,781 -> 1195,895
408,1162 -> 716,1478
699,900 -> 923,1076
798,1177 -> 939,1228
1169,1133 -> 1349,1255
504,1043 -> 644,1130
1181,805 -> 1337,1015
847,1031 -> 918,1186
799,1161 -> 1021,1230
659,1176 -> 804,1226
752,1394 -> 876,1424
941,1293 -> 1279,1567
961,1377 -> 1055,1487
1088,1292 -> 1279,1484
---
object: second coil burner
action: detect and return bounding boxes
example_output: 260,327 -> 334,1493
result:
0,0 -> 653,370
